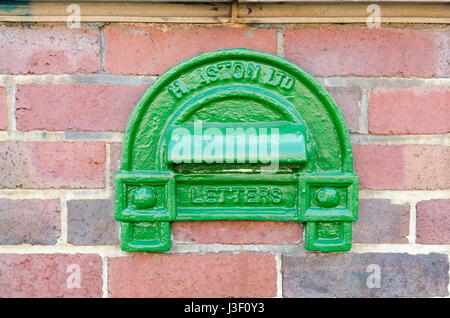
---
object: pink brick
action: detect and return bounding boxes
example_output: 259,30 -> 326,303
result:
173,221 -> 303,244
104,26 -> 277,75
353,144 -> 405,190
16,84 -> 147,132
108,253 -> 277,297
326,86 -> 362,133
0,26 -> 100,74
354,144 -> 449,190
0,254 -> 103,297
0,87 -> 6,129
0,142 -> 105,189
0,199 -> 60,245
416,199 -> 450,244
404,145 -> 450,190
284,28 -> 448,77
369,88 -> 450,134
109,142 -> 122,187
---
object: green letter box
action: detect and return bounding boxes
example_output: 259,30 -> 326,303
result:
114,49 -> 358,252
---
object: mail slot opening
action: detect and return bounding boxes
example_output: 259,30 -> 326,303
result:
167,121 -> 309,174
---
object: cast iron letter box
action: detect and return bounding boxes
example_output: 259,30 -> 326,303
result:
115,49 -> 359,252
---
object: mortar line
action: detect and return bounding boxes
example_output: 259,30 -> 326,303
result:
0,131 -> 124,143
57,198 -> 69,245
0,243 -> 449,257
318,77 -> 450,89
0,189 -> 113,200
102,256 -> 108,298
276,29 -> 285,58
230,0 -> 238,25
359,189 -> 450,204
6,81 -> 16,131
360,88 -> 369,134
0,74 -> 157,86
1,75 -> 449,87
275,253 -> 283,298
351,133 -> 450,145
408,200 -> 418,244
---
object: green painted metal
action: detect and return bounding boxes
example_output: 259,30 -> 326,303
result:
167,122 -> 307,164
115,49 -> 358,252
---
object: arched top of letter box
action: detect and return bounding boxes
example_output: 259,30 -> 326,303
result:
115,49 -> 358,253
120,49 -> 354,174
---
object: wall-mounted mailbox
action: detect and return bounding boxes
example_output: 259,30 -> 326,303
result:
115,49 -> 358,252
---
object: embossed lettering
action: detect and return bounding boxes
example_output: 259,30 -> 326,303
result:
245,63 -> 261,81
232,62 -> 245,79
189,186 -> 283,205
168,62 -> 294,99
168,80 -> 188,98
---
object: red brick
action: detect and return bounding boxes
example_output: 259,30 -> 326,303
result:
0,254 -> 103,297
369,88 -> 450,134
416,199 -> 450,244
173,221 -> 303,244
109,143 -> 122,187
353,144 -> 404,190
0,142 -> 105,189
354,199 -> 410,243
354,144 -> 449,190
284,28 -> 447,78
0,26 -> 100,74
404,145 -> 450,190
104,26 -> 277,75
283,253 -> 449,297
16,84 -> 147,132
0,87 -> 7,129
326,86 -> 362,133
108,253 -> 277,297
0,199 -> 60,245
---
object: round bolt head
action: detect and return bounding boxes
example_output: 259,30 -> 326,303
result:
133,186 -> 157,209
316,187 -> 340,208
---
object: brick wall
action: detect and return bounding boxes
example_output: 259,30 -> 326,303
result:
0,23 -> 448,298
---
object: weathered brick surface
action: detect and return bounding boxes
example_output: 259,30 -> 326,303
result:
108,253 -> 277,297
353,144 -> 450,190
284,28 -> 447,77
354,199 -> 409,243
416,199 -> 450,244
0,254 -> 103,297
353,145 -> 404,190
0,199 -> 60,245
283,253 -> 449,297
0,142 -> 105,189
0,26 -> 100,74
404,145 -> 450,190
369,88 -> 450,135
104,26 -> 277,75
109,143 -> 122,187
67,199 -> 119,245
173,221 -> 303,244
0,199 -> 61,245
326,86 -> 361,133
16,84 -> 148,132
0,87 -> 7,130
